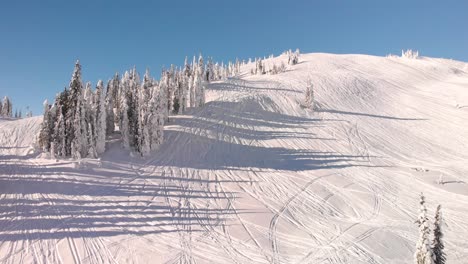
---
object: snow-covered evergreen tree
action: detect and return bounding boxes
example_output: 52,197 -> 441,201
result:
80,81 -> 97,158
304,80 -> 314,109
175,72 -> 185,114
140,125 -> 150,156
159,72 -> 169,121
199,76 -> 206,106
181,72 -> 188,113
188,74 -> 195,108
54,111 -> 67,157
1,96 -> 12,117
167,66 -> 176,114
235,58 -> 241,75
84,82 -> 94,105
147,85 -> 163,150
105,79 -> 115,135
142,69 -> 152,90
206,57 -> 213,82
193,68 -> 203,107
87,122 -> 97,158
198,54 -> 204,77
71,97 -> 84,159
255,59 -> 263,75
68,61 -> 83,102
81,98 -> 93,158
287,49 -> 300,65
38,100 -> 52,152
95,80 -> 107,154
66,60 -> 85,157
128,68 -> 141,148
120,94 -> 131,149
432,205 -> 446,264
415,193 -> 434,264
109,73 -> 121,130
136,72 -> 151,155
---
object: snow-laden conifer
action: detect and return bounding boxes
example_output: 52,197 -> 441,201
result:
71,97 -> 84,160
432,205 -> 446,264
105,79 -> 115,135
148,85 -> 164,150
193,69 -> 202,107
184,56 -> 191,77
1,96 -> 12,117
304,79 -> 314,110
84,82 -> 94,104
87,122 -> 97,158
287,49 -> 300,65
66,61 -> 84,157
95,80 -> 107,154
120,94 -> 131,149
188,74 -> 195,108
137,73 -> 151,155
159,72 -> 169,121
54,111 -> 66,157
109,73 -> 120,129
38,100 -> 52,152
415,193 -> 434,264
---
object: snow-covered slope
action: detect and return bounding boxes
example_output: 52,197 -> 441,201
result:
0,116 -> 42,157
1,53 -> 467,263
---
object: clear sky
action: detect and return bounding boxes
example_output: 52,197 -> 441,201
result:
1,0 -> 467,115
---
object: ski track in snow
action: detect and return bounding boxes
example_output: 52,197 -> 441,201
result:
1,53 -> 468,263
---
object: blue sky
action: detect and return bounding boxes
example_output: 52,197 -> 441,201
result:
1,0 -> 467,115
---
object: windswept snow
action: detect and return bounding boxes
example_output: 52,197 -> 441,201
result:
1,53 -> 468,263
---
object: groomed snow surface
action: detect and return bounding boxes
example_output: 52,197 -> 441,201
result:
1,53 -> 467,263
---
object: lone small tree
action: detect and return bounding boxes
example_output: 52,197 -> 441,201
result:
304,79 -> 314,110
432,205 -> 446,264
1,96 -> 12,117
415,193 -> 434,264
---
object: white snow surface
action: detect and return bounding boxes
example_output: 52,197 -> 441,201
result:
1,53 -> 468,263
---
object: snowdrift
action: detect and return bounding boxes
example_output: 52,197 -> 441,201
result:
0,116 -> 41,157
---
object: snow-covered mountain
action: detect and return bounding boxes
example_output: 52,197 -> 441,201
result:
1,52 -> 467,263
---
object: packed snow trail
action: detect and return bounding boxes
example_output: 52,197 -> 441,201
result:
1,53 -> 468,263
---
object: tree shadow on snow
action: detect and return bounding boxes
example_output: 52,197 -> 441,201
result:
146,100 -> 377,171
0,163 -> 246,241
317,108 -> 427,121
